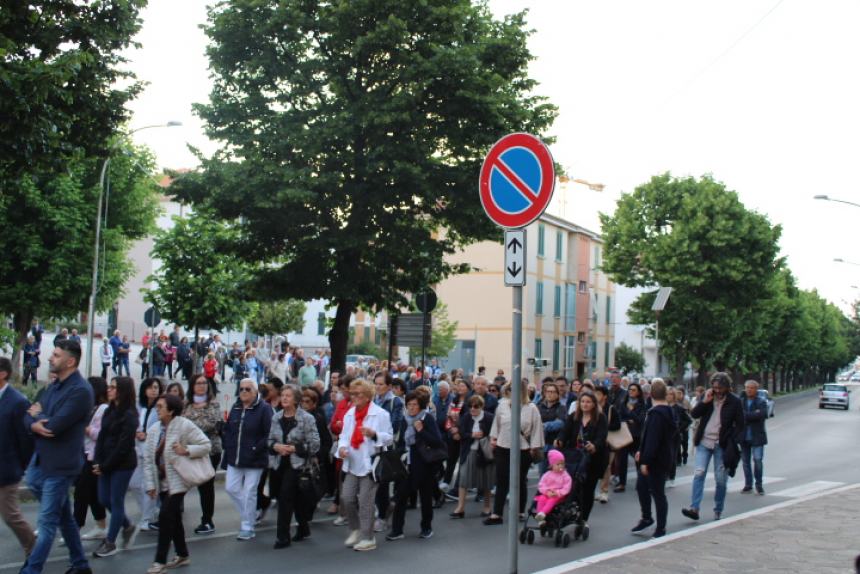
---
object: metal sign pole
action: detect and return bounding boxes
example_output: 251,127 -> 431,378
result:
509,283 -> 523,574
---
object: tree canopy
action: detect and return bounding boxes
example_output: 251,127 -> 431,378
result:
614,342 -> 645,375
248,300 -> 307,337
172,0 -> 557,372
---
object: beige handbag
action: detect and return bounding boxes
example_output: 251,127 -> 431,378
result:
606,406 -> 634,451
173,454 -> 215,487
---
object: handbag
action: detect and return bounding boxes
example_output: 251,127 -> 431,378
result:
607,421 -> 634,451
298,456 -> 324,503
418,440 -> 448,464
172,454 -> 215,487
477,436 -> 494,466
370,447 -> 408,483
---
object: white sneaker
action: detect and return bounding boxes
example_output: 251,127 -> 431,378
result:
535,512 -> 546,522
345,530 -> 361,547
373,518 -> 385,533
81,526 -> 107,540
333,516 -> 348,527
353,538 -> 377,552
438,481 -> 449,491
597,491 -> 609,503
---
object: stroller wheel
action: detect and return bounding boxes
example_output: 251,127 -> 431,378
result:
554,530 -> 563,547
573,524 -> 582,540
562,533 -> 571,548
582,525 -> 590,541
519,529 -> 527,544
539,525 -> 547,537
527,530 -> 535,545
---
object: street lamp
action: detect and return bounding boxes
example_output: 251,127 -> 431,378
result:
814,195 -> 860,209
834,258 -> 860,267
84,121 -> 182,376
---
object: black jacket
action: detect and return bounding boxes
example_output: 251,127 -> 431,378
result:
458,411 -> 494,464
638,404 -> 677,474
537,400 -> 568,445
95,406 -> 139,472
621,399 -> 647,450
691,393 -> 746,448
740,395 -> 768,446
558,412 -> 609,476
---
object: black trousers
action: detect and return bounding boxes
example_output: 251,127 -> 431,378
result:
196,453 -> 221,525
375,480 -> 392,520
636,466 -> 668,531
391,467 -> 435,534
444,439 -> 460,484
73,460 -> 106,527
275,466 -> 311,542
579,460 -> 607,522
155,492 -> 188,564
493,448 -> 531,516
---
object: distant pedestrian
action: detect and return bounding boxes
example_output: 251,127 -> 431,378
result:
21,340 -> 94,574
129,378 -> 164,531
682,372 -> 745,522
632,380 -> 677,538
222,378 -> 273,541
99,339 -> 113,380
740,380 -> 768,495
449,395 -> 494,518
22,335 -> 40,385
53,328 -> 69,346
0,356 -> 36,559
69,329 -> 82,344
118,336 -> 131,377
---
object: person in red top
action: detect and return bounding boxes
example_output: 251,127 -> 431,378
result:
328,376 -> 354,523
203,353 -> 218,395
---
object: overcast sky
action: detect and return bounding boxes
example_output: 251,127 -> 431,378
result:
126,0 -> 860,314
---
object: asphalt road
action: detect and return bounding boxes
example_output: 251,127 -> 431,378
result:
3,387 -> 858,574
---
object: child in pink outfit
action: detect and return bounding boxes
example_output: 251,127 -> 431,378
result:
534,449 -> 572,522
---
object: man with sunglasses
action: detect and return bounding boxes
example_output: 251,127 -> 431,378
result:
222,379 -> 273,541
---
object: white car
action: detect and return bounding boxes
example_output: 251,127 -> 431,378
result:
837,371 -> 852,382
819,383 -> 850,410
757,389 -> 775,418
850,373 -> 860,383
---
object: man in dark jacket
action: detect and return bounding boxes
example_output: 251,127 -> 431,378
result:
222,378 -> 273,540
0,357 -> 36,558
682,372 -> 745,522
632,379 -> 676,538
470,376 -> 498,414
740,380 -> 768,495
22,340 -> 94,574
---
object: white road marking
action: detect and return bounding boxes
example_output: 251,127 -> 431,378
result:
769,480 -> 844,498
532,482 -> 860,574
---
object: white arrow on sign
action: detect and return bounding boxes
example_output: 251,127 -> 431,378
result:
504,229 -> 526,287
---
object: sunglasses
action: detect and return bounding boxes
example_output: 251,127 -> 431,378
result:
239,387 -> 254,392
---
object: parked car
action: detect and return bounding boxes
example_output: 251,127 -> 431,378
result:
837,371 -> 853,382
850,372 -> 860,383
757,389 -> 775,417
345,354 -> 377,370
819,383 -> 850,410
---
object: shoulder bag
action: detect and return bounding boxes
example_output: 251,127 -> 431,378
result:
173,453 -> 216,487
371,447 -> 408,483
607,419 -> 634,451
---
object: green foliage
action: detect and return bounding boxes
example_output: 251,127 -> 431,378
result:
347,340 -> 385,359
602,173 -> 782,379
145,213 -> 252,333
173,0 -> 558,372
248,300 -> 307,337
614,342 -> 645,374
410,302 -> 458,360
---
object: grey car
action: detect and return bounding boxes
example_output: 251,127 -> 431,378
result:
757,389 -> 775,417
819,383 -> 850,410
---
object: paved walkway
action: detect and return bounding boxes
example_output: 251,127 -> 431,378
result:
536,483 -> 860,574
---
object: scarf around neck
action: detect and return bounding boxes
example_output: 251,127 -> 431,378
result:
351,402 -> 371,449
404,409 -> 428,447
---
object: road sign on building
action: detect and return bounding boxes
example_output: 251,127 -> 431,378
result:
504,229 -> 526,287
479,132 -> 556,229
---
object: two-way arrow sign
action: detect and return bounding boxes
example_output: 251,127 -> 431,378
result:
504,229 -> 526,287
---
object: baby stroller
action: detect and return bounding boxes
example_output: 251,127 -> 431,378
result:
519,446 -> 590,548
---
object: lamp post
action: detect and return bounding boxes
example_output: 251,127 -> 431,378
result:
814,195 -> 860,209
834,258 -> 860,267
84,121 -> 181,376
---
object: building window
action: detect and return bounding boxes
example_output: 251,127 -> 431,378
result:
537,224 -> 546,257
536,281 -> 544,315
554,285 -> 561,318
363,325 -> 370,342
535,338 -> 543,361
552,339 -> 560,371
555,230 -> 563,262
577,331 -> 585,343
593,245 -> 601,268
606,295 -> 612,325
589,341 -> 597,370
564,284 -> 576,330
374,327 -> 382,345
564,336 -> 575,372
317,312 -> 326,336
604,341 -> 610,368
579,280 -> 588,293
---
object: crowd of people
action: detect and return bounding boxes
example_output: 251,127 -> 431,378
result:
1,336 -> 772,574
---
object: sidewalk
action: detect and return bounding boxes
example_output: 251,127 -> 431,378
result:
536,483 -> 860,574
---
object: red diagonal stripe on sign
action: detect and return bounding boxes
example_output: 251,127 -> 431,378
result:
493,157 -> 539,203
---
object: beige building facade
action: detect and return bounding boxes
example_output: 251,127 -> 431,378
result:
436,213 -> 616,383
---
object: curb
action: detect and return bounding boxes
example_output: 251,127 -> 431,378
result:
532,482 -> 860,574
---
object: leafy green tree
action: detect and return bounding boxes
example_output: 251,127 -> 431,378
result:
409,302 -> 458,361
145,213 -> 252,345
248,300 -> 307,337
614,342 -> 645,375
602,174 -> 782,384
173,0 -> 557,373
0,142 -> 159,372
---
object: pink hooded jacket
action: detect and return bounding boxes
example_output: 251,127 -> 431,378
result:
538,449 -> 572,497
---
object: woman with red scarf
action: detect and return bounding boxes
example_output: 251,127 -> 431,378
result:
336,379 -> 393,552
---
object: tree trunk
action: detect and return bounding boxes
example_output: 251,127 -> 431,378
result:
12,311 -> 34,379
696,355 -> 709,387
328,300 -> 354,376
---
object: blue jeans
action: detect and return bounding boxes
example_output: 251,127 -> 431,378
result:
98,468 -> 135,543
22,463 -> 89,574
690,444 -> 728,513
741,443 -> 764,489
